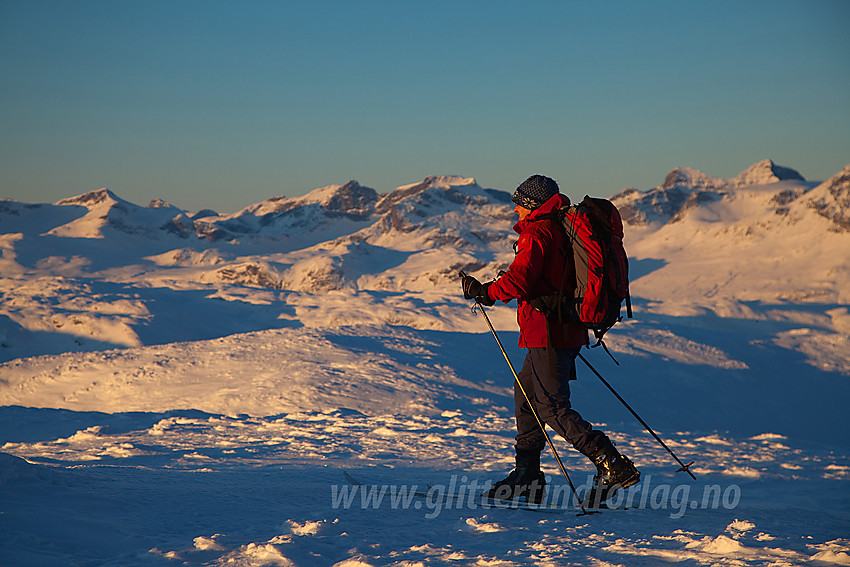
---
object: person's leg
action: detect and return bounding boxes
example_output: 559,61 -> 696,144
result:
483,351 -> 547,502
514,350 -> 547,453
522,347 -> 609,457
501,348 -> 638,504
535,348 -> 640,505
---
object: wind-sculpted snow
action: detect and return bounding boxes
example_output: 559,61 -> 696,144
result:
1,163 -> 849,566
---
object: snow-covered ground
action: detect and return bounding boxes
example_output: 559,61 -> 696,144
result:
2,162 -> 849,566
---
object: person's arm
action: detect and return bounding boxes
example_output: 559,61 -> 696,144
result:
487,231 -> 546,303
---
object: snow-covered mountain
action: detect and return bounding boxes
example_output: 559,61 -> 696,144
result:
0,175 -> 516,361
2,161 -> 849,566
2,163 -> 848,363
730,158 -> 806,187
611,161 -> 849,314
192,180 -> 380,243
0,187 -> 193,240
803,164 -> 850,231
614,159 -> 847,235
614,159 -> 810,227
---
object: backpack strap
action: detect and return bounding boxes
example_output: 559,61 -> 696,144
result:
526,207 -> 573,322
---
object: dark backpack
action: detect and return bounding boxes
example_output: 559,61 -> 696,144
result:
531,195 -> 633,355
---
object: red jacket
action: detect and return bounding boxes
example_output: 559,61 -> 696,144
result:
486,194 -> 588,349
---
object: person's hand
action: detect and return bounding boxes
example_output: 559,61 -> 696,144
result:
462,274 -> 482,299
461,274 -> 495,306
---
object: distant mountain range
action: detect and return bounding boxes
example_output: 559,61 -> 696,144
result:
4,160 -> 847,247
1,160 -> 848,364
613,159 -> 849,231
3,175 -> 512,246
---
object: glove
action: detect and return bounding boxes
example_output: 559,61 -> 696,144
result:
461,274 -> 495,306
478,282 -> 495,306
462,274 -> 482,299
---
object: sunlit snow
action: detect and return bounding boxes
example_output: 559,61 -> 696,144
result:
1,164 -> 848,566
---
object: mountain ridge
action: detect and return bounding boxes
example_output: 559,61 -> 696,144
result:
1,160 -> 847,365
609,160 -> 850,231
8,160 -> 837,240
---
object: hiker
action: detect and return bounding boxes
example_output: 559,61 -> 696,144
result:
461,175 -> 639,505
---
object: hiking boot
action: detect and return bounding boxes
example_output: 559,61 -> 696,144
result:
582,443 -> 640,507
484,448 -> 546,504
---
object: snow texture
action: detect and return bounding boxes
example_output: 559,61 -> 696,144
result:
1,164 -> 849,566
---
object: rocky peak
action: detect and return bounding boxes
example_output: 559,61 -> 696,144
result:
245,181 -> 378,219
661,167 -> 724,191
148,198 -> 173,209
375,176 -> 485,214
55,188 -> 120,208
732,159 -> 805,187
614,161 -> 816,227
821,164 -> 850,200
320,180 -> 378,219
613,167 -> 726,226
805,164 -> 850,232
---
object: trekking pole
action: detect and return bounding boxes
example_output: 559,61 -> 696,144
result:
577,352 -> 696,479
459,273 -> 598,516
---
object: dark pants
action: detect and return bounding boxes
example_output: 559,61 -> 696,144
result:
514,347 -> 609,457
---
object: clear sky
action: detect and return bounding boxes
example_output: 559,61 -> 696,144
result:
2,0 -> 848,214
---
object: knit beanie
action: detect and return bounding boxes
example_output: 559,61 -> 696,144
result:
511,175 -> 560,210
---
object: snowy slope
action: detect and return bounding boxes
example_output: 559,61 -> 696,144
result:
2,162 -> 849,566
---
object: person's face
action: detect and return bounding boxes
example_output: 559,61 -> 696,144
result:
514,204 -> 533,221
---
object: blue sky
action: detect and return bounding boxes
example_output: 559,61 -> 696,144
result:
2,0 -> 848,213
